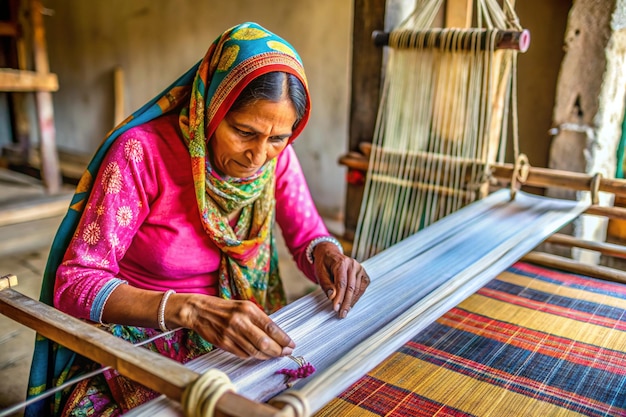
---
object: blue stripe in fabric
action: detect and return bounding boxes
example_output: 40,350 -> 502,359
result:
90,278 -> 127,323
401,321 -> 626,407
483,279 -> 626,321
506,264 -> 626,299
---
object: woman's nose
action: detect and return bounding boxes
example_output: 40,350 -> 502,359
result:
245,141 -> 267,165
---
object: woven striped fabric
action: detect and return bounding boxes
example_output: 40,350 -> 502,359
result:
316,262 -> 626,417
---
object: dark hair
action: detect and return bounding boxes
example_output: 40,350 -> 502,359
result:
230,72 -> 307,127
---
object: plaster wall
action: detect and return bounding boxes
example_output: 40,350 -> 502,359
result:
42,0 -> 353,218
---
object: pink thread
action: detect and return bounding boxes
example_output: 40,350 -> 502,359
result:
275,362 -> 316,379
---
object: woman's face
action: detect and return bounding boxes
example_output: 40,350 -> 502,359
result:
211,97 -> 297,178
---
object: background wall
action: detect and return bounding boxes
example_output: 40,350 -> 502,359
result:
37,0 -> 572,222
43,0 -> 353,219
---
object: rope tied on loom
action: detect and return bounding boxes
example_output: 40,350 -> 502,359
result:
182,369 -> 236,417
270,390 -> 310,417
509,153 -> 530,200
180,358 -> 314,417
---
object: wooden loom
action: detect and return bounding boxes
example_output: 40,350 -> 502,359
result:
3,3 -> 626,417
2,167 -> 626,416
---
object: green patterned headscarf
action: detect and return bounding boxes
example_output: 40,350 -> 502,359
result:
177,22 -> 310,312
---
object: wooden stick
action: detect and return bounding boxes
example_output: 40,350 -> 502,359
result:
339,149 -> 626,199
585,205 -> 626,221
0,288 -> 286,417
113,66 -> 125,127
0,274 -> 18,290
522,251 -> 626,284
545,233 -> 626,259
369,173 -> 476,200
372,28 -> 531,52
30,0 -> 61,194
0,69 -> 58,92
0,193 -> 72,227
490,163 -> 626,195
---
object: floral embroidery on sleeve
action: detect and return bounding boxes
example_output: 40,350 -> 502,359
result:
55,131 -> 153,320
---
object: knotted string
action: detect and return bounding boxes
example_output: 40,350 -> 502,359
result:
275,355 -> 316,387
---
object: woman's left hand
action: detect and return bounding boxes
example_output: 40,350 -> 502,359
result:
313,241 -> 370,319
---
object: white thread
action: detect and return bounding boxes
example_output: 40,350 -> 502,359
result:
548,123 -> 596,141
126,190 -> 589,417
182,369 -> 235,417
305,236 -> 343,264
158,290 -> 175,332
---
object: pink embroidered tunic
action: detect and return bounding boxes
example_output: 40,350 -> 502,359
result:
54,114 -> 328,322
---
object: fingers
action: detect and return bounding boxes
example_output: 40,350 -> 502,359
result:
194,298 -> 294,360
317,256 -> 370,319
332,261 -> 356,318
351,266 -> 370,306
233,303 -> 294,359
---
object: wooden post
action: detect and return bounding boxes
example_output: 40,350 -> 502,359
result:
5,0 -> 31,165
113,66 -> 125,127
30,0 -> 61,194
343,0 -> 386,240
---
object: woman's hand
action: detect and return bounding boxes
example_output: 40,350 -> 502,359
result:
172,294 -> 295,360
312,242 -> 370,319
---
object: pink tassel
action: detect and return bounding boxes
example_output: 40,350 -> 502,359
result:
275,362 -> 316,379
275,355 -> 316,386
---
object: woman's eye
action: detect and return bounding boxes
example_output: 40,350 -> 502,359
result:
236,128 -> 253,137
271,136 -> 288,143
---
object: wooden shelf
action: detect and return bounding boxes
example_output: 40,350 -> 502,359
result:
0,68 -> 58,92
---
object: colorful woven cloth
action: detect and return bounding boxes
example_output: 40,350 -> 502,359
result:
316,262 -> 626,416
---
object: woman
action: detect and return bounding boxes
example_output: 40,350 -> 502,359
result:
26,22 -> 370,416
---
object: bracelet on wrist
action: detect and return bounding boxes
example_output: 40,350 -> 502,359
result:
306,236 -> 343,264
158,289 -> 176,332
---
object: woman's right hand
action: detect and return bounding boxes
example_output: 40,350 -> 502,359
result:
170,294 -> 295,360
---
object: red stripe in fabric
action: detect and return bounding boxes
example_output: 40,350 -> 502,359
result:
339,375 -> 476,417
476,286 -> 626,332
512,262 -> 626,297
403,342 -> 619,416
439,308 -> 626,375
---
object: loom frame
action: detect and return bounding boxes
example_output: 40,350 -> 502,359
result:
2,168 -> 626,416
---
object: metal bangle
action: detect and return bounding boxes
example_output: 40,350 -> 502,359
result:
306,236 -> 343,264
158,289 -> 176,332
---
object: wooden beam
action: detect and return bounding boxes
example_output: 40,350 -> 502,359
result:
522,251 -> 626,285
0,68 -> 58,92
546,233 -> 626,259
30,0 -> 61,194
0,193 -> 72,227
344,0 -> 386,240
0,288 -> 287,417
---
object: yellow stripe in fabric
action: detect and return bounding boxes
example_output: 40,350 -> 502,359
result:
369,352 -> 589,417
459,294 -> 626,348
315,399 -> 381,417
498,271 -> 626,309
